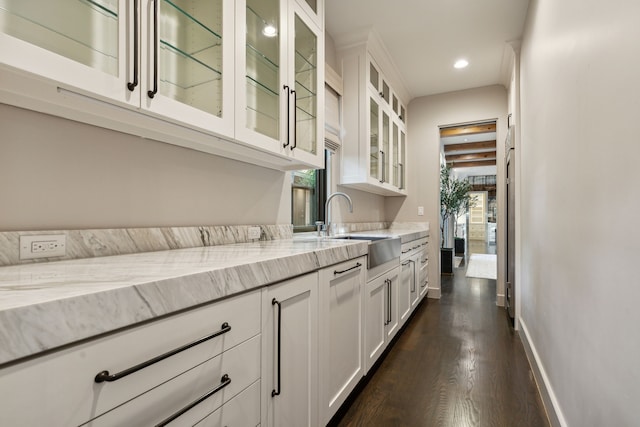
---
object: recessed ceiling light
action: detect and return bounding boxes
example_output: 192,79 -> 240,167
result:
263,25 -> 277,37
454,59 -> 469,69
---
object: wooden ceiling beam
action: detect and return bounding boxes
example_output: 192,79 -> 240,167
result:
446,160 -> 497,168
440,123 -> 496,137
444,140 -> 497,152
446,151 -> 497,162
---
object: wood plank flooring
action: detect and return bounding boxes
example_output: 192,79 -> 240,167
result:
334,264 -> 549,427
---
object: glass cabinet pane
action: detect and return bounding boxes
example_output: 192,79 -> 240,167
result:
0,0 -> 119,75
301,0 -> 317,14
370,98 -> 379,180
393,95 -> 398,115
369,62 -> 379,91
245,0 -> 280,139
382,111 -> 389,182
392,122 -> 399,187
160,0 -> 223,117
294,14 -> 317,155
382,81 -> 389,103
400,105 -> 406,122
400,130 -> 406,189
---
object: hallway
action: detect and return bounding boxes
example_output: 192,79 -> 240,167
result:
335,262 -> 549,426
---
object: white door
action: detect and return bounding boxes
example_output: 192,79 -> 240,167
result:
385,267 -> 400,342
398,259 -> 413,326
262,272 -> 319,427
140,0 -> 235,138
364,272 -> 387,373
0,0 -> 136,106
319,258 -> 365,424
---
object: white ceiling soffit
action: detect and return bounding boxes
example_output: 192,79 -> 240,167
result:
326,0 -> 530,99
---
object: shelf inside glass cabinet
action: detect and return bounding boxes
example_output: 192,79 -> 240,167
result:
0,0 -> 118,75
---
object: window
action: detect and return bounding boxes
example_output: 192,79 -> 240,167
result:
291,150 -> 332,232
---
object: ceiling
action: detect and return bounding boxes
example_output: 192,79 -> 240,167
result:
441,123 -> 497,169
325,0 -> 530,99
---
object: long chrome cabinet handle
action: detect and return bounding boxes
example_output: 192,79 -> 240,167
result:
334,262 -> 362,275
127,0 -> 139,91
154,374 -> 231,427
271,298 -> 282,397
283,85 -> 290,148
147,0 -> 158,98
94,322 -> 231,383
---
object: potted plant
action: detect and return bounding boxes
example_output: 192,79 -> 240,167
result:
440,165 -> 473,274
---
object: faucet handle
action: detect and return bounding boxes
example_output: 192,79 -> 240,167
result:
315,221 -> 324,237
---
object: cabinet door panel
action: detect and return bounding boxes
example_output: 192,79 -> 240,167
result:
364,273 -> 387,373
195,380 -> 261,427
262,272 -> 319,427
399,259 -> 413,326
319,258 -> 365,424
0,0 -> 135,106
386,268 -> 400,341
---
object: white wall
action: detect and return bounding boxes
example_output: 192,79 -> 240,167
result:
0,104 -> 290,230
518,0 -> 640,425
389,85 -> 507,299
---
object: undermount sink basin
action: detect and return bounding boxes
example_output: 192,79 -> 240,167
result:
331,235 -> 401,269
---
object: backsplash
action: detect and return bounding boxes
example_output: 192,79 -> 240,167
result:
0,222 -> 428,266
0,225 -> 292,266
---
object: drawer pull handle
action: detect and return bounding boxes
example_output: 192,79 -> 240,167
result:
283,85 -> 290,148
421,259 -> 428,264
401,249 -> 411,254
155,374 -> 231,427
421,280 -> 428,288
94,322 -> 232,383
334,262 -> 362,275
412,245 -> 420,250
272,298 -> 282,397
127,0 -> 139,91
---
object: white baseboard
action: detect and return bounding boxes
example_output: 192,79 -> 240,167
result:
496,293 -> 505,307
519,319 -> 567,427
427,287 -> 441,299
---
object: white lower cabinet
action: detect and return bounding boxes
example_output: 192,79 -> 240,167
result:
398,257 -> 415,327
364,266 -> 399,373
195,379 -> 261,427
261,272 -> 319,427
0,290 -> 261,427
318,257 -> 366,424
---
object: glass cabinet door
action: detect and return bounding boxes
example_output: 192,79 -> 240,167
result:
392,122 -> 399,187
382,111 -> 389,183
244,0 -> 280,141
369,62 -> 379,92
144,0 -> 234,137
400,129 -> 406,189
369,97 -> 379,180
0,0 -> 133,105
293,12 -> 317,156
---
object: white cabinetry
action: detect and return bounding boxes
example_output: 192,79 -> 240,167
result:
235,0 -> 324,168
338,34 -> 408,196
364,265 -> 399,372
0,0 -> 323,170
0,290 -> 261,426
262,272 -> 319,427
319,257 -> 366,424
399,255 -> 416,327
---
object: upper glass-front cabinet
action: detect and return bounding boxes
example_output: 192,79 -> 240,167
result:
0,0 -> 236,137
0,0 -> 134,105
236,0 -> 323,168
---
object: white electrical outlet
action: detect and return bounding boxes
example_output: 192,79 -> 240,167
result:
248,227 -> 261,240
418,206 -> 425,216
20,235 -> 67,260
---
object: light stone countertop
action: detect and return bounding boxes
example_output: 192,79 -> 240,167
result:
0,227 -> 428,366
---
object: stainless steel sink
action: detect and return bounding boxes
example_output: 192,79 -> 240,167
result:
332,235 -> 401,269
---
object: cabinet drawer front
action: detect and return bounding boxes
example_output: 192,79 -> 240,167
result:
0,290 -> 260,427
85,335 -> 261,426
195,380 -> 261,427
401,238 -> 427,259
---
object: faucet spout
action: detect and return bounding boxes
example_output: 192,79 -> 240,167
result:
325,192 -> 353,236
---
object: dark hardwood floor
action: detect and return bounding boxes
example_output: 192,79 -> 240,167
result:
335,262 -> 549,427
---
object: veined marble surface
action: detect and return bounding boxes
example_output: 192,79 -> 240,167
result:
0,225 -> 293,266
0,238 -> 366,366
296,223 -> 430,244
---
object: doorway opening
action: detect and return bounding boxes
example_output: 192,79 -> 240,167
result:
439,121 -> 498,280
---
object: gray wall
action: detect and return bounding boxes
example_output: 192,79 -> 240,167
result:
395,85 -> 508,299
519,0 -> 640,425
0,104 -> 290,231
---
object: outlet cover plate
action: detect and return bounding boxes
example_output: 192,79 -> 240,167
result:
20,235 -> 67,260
418,206 -> 425,216
248,227 -> 261,240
